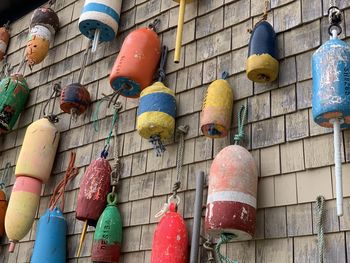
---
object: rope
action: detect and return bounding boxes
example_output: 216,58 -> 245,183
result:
221,71 -> 229,80
157,46 -> 168,82
172,125 -> 188,197
0,162 -> 11,189
316,196 -> 326,263
78,40 -> 92,84
215,234 -> 239,263
43,82 -> 61,123
328,0 -> 342,36
148,19 -> 160,32
261,0 -> 269,21
110,103 -> 122,191
49,152 -> 79,211
232,105 -> 247,145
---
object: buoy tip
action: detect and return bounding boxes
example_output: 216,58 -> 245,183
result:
174,60 -> 180,64
8,242 -> 16,253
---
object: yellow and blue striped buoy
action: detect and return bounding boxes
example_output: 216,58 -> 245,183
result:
246,20 -> 278,83
200,72 -> 233,138
137,46 -> 176,156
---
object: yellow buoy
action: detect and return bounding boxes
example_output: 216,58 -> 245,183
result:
15,118 -> 60,183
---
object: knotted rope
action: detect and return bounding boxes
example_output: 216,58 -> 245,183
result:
49,152 -> 79,211
316,196 -> 326,263
232,104 -> 247,145
215,233 -> 239,263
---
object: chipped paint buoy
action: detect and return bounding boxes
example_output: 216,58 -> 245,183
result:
0,25 -> 10,61
92,193 -> 123,263
151,203 -> 189,263
30,208 -> 67,263
246,20 -> 278,83
205,145 -> 258,240
5,176 -> 42,252
79,0 -> 122,52
0,187 -> 7,237
15,118 -> 60,183
200,73 -> 233,138
60,83 -> 91,117
109,25 -> 161,98
0,73 -> 30,134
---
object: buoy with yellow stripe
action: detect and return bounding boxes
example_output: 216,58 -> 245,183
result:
246,3 -> 278,83
0,23 -> 10,62
26,6 -> 59,66
205,105 -> 258,262
200,72 -> 233,138
137,46 -> 176,156
79,0 -> 122,52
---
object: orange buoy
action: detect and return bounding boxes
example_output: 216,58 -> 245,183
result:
5,176 -> 42,252
109,21 -> 161,98
0,162 -> 11,238
0,24 -> 10,61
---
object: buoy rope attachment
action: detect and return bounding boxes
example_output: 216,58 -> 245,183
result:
49,152 -> 79,211
43,82 -> 61,123
148,19 -> 160,32
328,0 -> 342,36
78,40 -> 92,84
157,46 -> 168,82
0,162 -> 11,189
215,233 -> 239,263
232,104 -> 247,145
316,196 -> 325,263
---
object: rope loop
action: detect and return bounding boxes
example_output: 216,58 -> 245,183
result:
215,233 -> 239,263
148,19 -> 160,32
221,71 -> 229,80
0,162 -> 11,189
316,195 -> 326,263
157,45 -> 168,82
107,192 -> 118,205
43,82 -> 61,123
233,104 -> 247,145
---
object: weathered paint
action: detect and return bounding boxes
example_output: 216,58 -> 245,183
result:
30,7 -> 60,35
151,203 -> 189,263
137,82 -> 176,141
200,79 -> 233,138
109,27 -> 161,98
0,189 -> 7,237
312,38 -> 350,128
92,194 -> 123,262
60,83 -> 91,115
0,26 -> 10,61
79,0 -> 122,42
15,118 -> 60,183
246,20 -> 279,83
31,207 -> 66,263
5,176 -> 42,252
76,157 -> 111,225
26,34 -> 50,65
0,73 -> 30,133
205,145 -> 258,241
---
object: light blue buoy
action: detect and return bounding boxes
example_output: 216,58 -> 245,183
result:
312,38 -> 350,129
31,208 -> 67,263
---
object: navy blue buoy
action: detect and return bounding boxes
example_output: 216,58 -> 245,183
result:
31,208 -> 67,263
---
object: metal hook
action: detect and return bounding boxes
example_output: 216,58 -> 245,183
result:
148,19 -> 160,32
43,82 -> 61,123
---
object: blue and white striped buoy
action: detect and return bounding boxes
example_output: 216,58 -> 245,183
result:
79,0 -> 122,52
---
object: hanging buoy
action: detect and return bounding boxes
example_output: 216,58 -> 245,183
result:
312,6 -> 349,217
137,46 -> 176,156
60,83 -> 91,117
92,193 -> 123,263
5,176 -> 42,252
0,73 -> 30,134
246,20 -> 278,83
30,208 -> 67,263
79,0 -> 122,52
200,72 -> 233,138
109,20 -> 161,98
151,202 -> 189,263
0,163 -> 11,238
173,0 -> 192,63
0,23 -> 10,61
26,7 -> 59,66
76,156 -> 111,257
15,118 -> 60,183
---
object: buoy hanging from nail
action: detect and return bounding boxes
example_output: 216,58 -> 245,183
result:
0,163 -> 11,238
312,5 -> 349,217
200,72 -> 233,138
0,73 -> 30,134
246,2 -> 278,83
109,20 -> 161,98
25,7 -> 59,66
0,23 -> 10,62
137,46 -> 176,156
205,105 -> 258,263
79,0 -> 122,52
173,0 -> 192,63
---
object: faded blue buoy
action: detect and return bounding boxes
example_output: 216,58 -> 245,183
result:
312,38 -> 350,129
31,208 -> 67,263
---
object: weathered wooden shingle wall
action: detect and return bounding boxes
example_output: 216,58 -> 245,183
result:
0,0 -> 350,262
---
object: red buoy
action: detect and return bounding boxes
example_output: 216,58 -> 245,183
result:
205,145 -> 258,240
151,203 -> 188,263
76,157 -> 111,225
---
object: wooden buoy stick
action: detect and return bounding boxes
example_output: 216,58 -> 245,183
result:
174,0 -> 186,63
77,220 -> 88,257
92,29 -> 101,53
